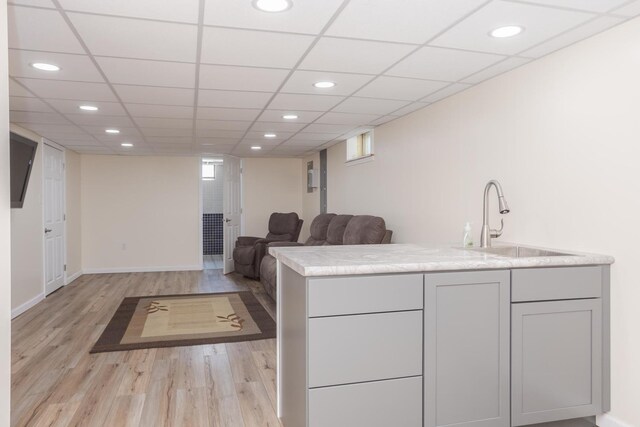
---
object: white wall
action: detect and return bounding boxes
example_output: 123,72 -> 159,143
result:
242,158 -> 303,238
301,153 -> 320,241
81,155 -> 201,272
10,125 -> 44,312
326,17 -> 640,427
0,0 -> 12,421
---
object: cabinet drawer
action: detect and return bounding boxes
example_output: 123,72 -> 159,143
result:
308,311 -> 423,388
308,274 -> 423,317
512,266 -> 602,302
309,376 -> 422,427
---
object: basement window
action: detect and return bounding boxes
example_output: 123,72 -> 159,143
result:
202,159 -> 217,180
346,130 -> 374,164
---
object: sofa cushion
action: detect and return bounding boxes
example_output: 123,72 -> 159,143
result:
306,213 -> 336,245
267,212 -> 300,237
233,246 -> 256,264
343,215 -> 387,245
325,214 -> 353,245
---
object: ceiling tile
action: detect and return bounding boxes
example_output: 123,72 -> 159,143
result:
303,123 -> 353,134
355,76 -> 450,101
82,126 -> 141,137
96,57 -> 196,88
283,138 -> 326,147
10,111 -> 68,124
47,99 -> 127,115
462,57 -> 532,83
114,85 -> 194,106
196,129 -> 245,139
69,13 -> 198,62
202,0 -> 344,34
16,78 -> 118,101
10,96 -> 52,112
134,117 -> 192,129
299,37 -> 416,74
9,79 -> 34,97
612,0 -> 640,16
8,6 -> 84,53
198,89 -> 272,109
10,0 -> 55,8
430,1 -> 595,55
326,0 -> 487,44
315,112 -> 381,125
138,127 -> 191,137
196,120 -> 251,131
520,16 -> 624,58
332,97 -> 409,115
145,136 -> 193,144
126,103 -> 194,119
9,50 -> 104,82
38,132 -> 96,142
244,131 -> 294,140
387,46 -> 504,81
198,137 -> 240,145
66,114 -> 135,127
268,93 -> 344,111
257,110 -> 325,123
368,115 -> 398,126
420,83 -> 472,103
239,137 -> 283,146
58,0 -> 200,24
201,27 -> 314,68
197,107 -> 261,121
249,122 -> 307,132
292,132 -> 341,141
281,70 -> 375,96
523,0 -> 628,13
390,102 -> 430,116
18,123 -> 85,134
199,65 -> 289,92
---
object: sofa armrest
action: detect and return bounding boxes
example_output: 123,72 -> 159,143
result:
236,236 -> 262,247
267,241 -> 305,248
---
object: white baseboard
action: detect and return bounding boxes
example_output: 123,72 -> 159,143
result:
82,265 -> 203,274
11,293 -> 45,319
65,270 -> 83,285
597,414 -> 635,427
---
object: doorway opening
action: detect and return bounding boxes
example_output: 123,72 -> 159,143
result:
202,158 -> 224,270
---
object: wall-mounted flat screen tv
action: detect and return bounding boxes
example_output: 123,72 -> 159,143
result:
10,132 -> 38,209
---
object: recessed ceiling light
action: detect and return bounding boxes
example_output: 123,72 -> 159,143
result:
31,62 -> 60,71
105,129 -> 120,134
313,81 -> 336,89
490,25 -> 523,38
79,105 -> 98,111
282,114 -> 299,120
264,133 -> 277,138
253,0 -> 292,13
121,143 -> 133,147
251,146 -> 262,150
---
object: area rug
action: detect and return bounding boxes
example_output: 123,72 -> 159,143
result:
91,292 -> 276,353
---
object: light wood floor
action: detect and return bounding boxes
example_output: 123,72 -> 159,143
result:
204,255 -> 224,270
11,270 -> 282,427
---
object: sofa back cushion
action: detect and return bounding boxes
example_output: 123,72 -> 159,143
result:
306,213 -> 336,246
267,212 -> 300,240
325,215 -> 353,245
343,215 -> 387,245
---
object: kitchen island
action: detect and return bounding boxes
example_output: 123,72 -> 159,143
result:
270,243 -> 614,427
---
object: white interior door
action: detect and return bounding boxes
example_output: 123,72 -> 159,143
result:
223,155 -> 242,274
43,144 -> 65,295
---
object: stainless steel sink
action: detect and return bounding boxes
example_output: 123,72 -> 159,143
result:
468,246 -> 576,258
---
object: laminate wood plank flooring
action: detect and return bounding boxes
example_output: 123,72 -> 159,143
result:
11,270 -> 281,427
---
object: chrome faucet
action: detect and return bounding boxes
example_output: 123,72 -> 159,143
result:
480,180 -> 510,248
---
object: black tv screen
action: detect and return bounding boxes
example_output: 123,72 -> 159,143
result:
10,132 -> 38,209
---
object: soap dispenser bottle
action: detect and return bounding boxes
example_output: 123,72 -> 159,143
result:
463,222 -> 473,247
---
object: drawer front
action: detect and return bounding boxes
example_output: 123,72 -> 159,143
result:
512,266 -> 602,302
308,311 -> 423,388
309,376 -> 423,427
308,274 -> 423,317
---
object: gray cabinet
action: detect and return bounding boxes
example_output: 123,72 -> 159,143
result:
424,270 -> 510,427
511,298 -> 602,426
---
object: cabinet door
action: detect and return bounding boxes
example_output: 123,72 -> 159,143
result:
424,270 -> 510,427
512,299 -> 602,426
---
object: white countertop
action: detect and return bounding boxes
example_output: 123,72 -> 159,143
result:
269,243 -> 615,277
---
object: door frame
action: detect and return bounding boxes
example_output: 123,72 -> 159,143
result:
41,139 -> 67,295
199,156 -> 243,270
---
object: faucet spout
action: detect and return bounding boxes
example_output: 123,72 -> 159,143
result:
480,180 -> 510,248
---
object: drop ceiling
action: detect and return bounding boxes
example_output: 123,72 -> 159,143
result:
7,0 -> 640,157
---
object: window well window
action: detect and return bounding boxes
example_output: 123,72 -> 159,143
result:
202,159 -> 217,180
346,130 -> 374,163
